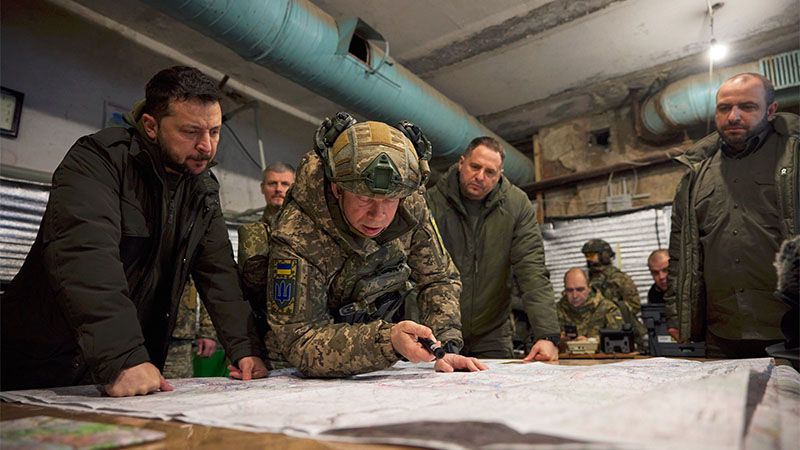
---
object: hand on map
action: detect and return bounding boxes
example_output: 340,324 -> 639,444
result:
228,356 -> 268,380
523,339 -> 559,362
103,362 -> 173,397
434,354 -> 488,373
196,338 -> 217,357
390,320 -> 439,362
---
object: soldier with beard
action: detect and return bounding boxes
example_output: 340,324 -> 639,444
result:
581,239 -> 646,351
1,66 -> 267,395
666,73 -> 798,358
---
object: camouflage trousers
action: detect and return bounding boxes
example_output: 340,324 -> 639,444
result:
163,339 -> 194,378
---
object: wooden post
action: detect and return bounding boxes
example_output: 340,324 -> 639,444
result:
532,134 -> 545,223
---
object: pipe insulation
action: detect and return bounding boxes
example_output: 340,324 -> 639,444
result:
141,0 -> 536,184
641,50 -> 800,136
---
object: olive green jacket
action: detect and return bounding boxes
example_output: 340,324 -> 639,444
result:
666,113 -> 799,342
426,164 -> 559,344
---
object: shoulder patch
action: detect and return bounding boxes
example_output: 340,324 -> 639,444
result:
270,258 -> 298,315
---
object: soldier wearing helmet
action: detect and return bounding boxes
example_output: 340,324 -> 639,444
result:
265,112 -> 487,377
581,239 -> 646,351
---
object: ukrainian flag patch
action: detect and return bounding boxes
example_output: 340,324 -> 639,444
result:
270,258 -> 297,315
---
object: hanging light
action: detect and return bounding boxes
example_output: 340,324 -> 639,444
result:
709,38 -> 728,61
706,2 -> 727,62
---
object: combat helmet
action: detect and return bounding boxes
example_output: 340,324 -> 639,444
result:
313,112 -> 431,198
581,239 -> 615,265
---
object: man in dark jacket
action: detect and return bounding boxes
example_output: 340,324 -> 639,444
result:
426,136 -> 560,360
666,72 -> 798,358
1,66 -> 267,396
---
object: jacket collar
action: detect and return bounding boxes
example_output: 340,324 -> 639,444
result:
675,113 -> 799,169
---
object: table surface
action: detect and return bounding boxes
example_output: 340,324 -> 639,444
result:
0,358 -> 715,449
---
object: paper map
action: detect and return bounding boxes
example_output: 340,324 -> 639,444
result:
1,358 -> 797,449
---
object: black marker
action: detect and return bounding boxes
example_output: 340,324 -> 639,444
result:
418,337 -> 445,359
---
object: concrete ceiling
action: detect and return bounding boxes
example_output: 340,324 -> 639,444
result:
62,0 -> 798,146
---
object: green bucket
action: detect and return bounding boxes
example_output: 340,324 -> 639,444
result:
193,349 -> 230,377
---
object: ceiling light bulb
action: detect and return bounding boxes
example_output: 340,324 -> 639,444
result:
709,39 -> 727,61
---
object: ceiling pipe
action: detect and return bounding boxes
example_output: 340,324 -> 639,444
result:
640,50 -> 800,136
140,0 -> 535,184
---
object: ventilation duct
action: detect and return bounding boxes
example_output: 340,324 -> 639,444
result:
641,50 -> 800,136
141,0 -> 535,184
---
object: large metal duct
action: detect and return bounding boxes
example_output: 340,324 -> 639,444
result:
641,50 -> 800,136
142,0 -> 535,184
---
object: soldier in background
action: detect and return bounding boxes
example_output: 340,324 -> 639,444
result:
581,239 -> 646,351
266,113 -> 487,377
259,162 -> 295,223
163,279 -> 217,378
238,162 -> 296,347
646,249 -> 669,305
557,268 -> 624,344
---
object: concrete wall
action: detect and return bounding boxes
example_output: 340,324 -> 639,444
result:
537,105 -> 686,217
0,0 -> 315,214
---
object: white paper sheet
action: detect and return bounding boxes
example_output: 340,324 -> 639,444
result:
2,358 -> 796,449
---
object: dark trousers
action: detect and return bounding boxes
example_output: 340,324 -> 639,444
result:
705,331 -> 782,359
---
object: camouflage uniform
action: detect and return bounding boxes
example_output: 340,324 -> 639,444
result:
589,264 -> 647,351
589,264 -> 641,320
267,152 -> 463,378
237,203 -> 281,340
557,289 -> 624,339
163,279 -> 216,378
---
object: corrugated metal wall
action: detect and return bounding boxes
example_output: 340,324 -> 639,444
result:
0,177 -> 50,283
541,206 -> 672,303
0,177 -> 242,284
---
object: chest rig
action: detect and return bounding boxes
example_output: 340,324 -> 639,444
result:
329,241 -> 412,325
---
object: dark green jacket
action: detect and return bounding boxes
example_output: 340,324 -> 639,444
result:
666,113 -> 799,342
426,164 -> 559,344
1,127 -> 263,389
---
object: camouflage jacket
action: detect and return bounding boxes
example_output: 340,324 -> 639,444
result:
266,152 -> 463,378
557,289 -> 624,339
171,279 -> 215,340
237,204 -> 281,290
589,264 -> 641,320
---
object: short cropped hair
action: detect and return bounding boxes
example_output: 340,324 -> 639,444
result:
721,72 -> 776,105
464,136 -> 505,162
261,161 -> 295,183
143,66 -> 222,120
264,162 -> 295,177
647,249 -> 669,268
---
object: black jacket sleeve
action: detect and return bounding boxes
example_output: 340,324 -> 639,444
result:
43,134 -> 149,384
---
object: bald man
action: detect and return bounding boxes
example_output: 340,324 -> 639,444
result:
557,268 -> 624,343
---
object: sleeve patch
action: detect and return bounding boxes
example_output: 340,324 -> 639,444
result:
270,258 -> 297,315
